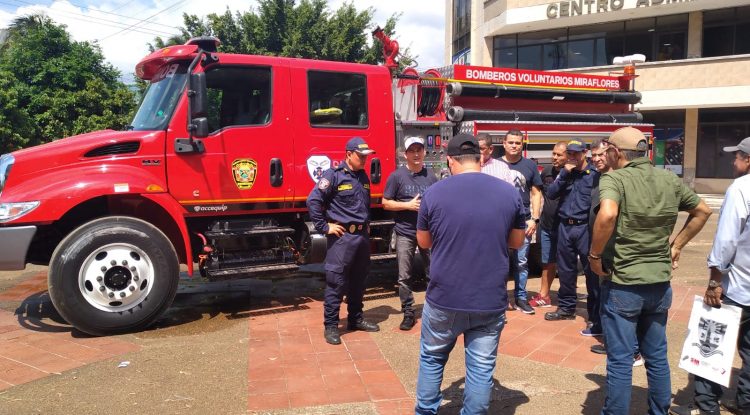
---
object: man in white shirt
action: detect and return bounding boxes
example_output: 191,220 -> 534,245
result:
672,136 -> 750,415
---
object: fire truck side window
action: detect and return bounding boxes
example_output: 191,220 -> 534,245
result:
203,66 -> 272,133
307,71 -> 368,128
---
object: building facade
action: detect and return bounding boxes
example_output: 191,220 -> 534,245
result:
445,0 -> 750,192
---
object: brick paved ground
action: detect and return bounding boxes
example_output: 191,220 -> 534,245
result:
0,263 -> 715,414
241,282 -> 703,414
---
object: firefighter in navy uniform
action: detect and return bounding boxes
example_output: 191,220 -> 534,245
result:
307,137 -> 381,345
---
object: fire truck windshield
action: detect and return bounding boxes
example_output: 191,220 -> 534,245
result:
130,63 -> 189,131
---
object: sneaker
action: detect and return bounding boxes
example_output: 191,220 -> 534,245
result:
580,328 -> 603,337
590,344 -> 606,354
669,403 -> 711,415
507,300 -> 516,311
633,353 -> 644,367
529,294 -> 552,308
544,308 -> 576,321
399,315 -> 415,331
515,299 -> 535,315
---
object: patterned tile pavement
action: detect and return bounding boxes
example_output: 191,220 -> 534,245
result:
243,282 -> 704,413
0,271 -> 705,414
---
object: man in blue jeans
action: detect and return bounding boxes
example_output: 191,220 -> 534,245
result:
501,129 -> 543,314
415,133 -> 526,414
589,127 -> 711,415
671,137 -> 750,415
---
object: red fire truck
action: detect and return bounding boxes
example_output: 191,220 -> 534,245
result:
0,30 -> 652,335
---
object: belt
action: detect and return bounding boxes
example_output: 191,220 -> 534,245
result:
561,218 -> 587,226
339,222 -> 368,234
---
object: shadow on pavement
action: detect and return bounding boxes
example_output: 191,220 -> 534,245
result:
583,373 -> 656,414
438,377 -> 530,414
12,291 -> 96,338
6,261 -> 410,335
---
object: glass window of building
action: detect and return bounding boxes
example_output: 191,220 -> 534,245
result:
493,16 -> 685,70
452,0 -> 471,58
623,18 -> 655,62
696,108 -> 750,179
703,6 -> 750,57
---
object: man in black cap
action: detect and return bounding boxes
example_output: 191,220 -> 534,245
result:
415,133 -> 526,414
307,136 -> 380,345
544,140 -> 602,339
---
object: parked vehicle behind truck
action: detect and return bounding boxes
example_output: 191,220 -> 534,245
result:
0,30 -> 652,335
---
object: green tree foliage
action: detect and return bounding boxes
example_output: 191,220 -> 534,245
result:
149,0 -> 414,67
0,14 -> 137,152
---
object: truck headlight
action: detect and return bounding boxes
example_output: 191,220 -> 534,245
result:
0,201 -> 39,223
0,154 -> 13,195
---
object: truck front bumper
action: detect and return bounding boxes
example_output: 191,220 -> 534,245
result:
0,226 -> 37,270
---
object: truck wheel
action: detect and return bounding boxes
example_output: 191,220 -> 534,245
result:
48,216 -> 179,336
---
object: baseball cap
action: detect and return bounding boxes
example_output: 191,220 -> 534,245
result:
606,127 -> 648,151
723,137 -> 750,154
566,140 -> 586,152
404,136 -> 425,150
345,136 -> 375,155
446,133 -> 480,156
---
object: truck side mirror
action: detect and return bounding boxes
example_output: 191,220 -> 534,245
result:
190,117 -> 209,139
189,73 -> 207,118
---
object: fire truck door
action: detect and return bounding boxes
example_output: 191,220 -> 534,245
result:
167,64 -> 294,211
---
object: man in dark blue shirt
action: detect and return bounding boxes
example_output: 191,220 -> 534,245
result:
415,133 -> 526,414
383,136 -> 438,331
501,129 -> 543,314
307,137 -> 380,345
544,140 -> 602,337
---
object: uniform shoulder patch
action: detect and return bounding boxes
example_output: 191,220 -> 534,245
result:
318,178 -> 330,190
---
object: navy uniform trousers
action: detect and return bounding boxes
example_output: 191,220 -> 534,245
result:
323,230 -> 371,327
556,221 -> 602,332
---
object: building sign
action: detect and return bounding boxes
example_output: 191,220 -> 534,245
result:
547,0 -> 698,19
452,48 -> 470,65
453,65 -> 623,91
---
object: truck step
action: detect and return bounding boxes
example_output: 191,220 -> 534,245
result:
204,226 -> 295,238
205,263 -> 300,280
371,253 -> 397,261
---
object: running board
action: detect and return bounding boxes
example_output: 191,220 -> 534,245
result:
205,263 -> 300,281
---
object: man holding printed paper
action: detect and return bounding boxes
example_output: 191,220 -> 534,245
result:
672,137 -> 750,415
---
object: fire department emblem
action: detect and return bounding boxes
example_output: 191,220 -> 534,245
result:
231,159 -> 258,190
694,317 -> 727,358
307,155 -> 331,183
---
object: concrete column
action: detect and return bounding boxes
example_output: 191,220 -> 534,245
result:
683,108 -> 698,187
470,0 -> 489,66
687,11 -> 702,59
445,0 -> 453,65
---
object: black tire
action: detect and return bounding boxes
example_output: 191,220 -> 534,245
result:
48,216 -> 179,336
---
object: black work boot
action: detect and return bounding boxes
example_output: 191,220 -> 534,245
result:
399,314 -> 415,331
324,326 -> 341,345
544,308 -> 576,321
347,319 -> 380,332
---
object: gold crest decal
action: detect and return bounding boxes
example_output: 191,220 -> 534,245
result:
232,159 -> 258,190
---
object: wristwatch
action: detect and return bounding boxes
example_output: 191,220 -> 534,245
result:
532,217 -> 540,224
708,279 -> 722,289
